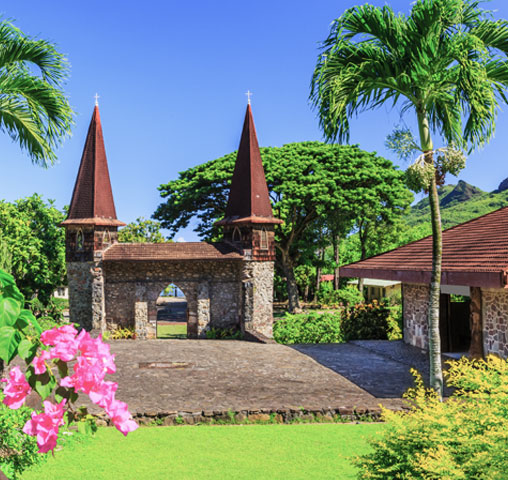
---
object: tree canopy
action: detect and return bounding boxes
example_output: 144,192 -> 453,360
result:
118,217 -> 167,243
154,141 -> 411,310
0,194 -> 65,304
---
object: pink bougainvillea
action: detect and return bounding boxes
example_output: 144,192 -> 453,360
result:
23,400 -> 66,453
1,366 -> 32,409
1,324 -> 138,454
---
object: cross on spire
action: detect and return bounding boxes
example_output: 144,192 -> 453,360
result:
94,93 -> 100,106
245,90 -> 253,105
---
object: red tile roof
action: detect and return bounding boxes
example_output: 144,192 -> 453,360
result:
102,242 -> 243,262
62,106 -> 124,227
217,104 -> 282,226
340,207 -> 508,288
320,274 -> 335,282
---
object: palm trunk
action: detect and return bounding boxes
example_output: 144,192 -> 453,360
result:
427,166 -> 444,398
418,108 -> 444,399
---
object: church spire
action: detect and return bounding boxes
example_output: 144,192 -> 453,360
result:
62,104 -> 124,226
220,103 -> 281,224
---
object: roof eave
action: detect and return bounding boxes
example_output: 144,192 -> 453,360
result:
339,266 -> 506,289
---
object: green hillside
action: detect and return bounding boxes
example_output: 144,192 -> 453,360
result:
405,179 -> 508,231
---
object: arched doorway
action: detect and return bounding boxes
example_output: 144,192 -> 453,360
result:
156,283 -> 188,339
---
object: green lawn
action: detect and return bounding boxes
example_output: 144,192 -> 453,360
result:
157,323 -> 187,339
23,424 -> 382,480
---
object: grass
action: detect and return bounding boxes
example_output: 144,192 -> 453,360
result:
157,323 -> 187,339
22,423 -> 383,480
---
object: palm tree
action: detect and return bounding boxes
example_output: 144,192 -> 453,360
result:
311,0 -> 508,397
0,19 -> 73,166
0,20 -> 73,377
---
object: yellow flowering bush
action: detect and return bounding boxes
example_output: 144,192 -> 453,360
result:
356,356 -> 508,479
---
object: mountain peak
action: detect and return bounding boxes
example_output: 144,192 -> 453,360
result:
495,177 -> 508,193
440,180 -> 484,208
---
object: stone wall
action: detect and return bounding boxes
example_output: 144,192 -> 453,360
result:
242,261 -> 275,337
102,260 -> 244,338
481,288 -> 508,358
402,283 -> 429,350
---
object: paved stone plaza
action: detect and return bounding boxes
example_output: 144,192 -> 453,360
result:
83,340 -> 437,422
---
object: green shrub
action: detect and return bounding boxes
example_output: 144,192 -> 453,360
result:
273,312 -> 343,344
342,301 -> 395,341
317,284 -> 364,307
103,327 -> 136,340
205,327 -> 242,340
0,393 -> 42,480
356,356 -> 508,479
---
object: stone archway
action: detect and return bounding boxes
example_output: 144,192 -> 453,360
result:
156,284 -> 188,338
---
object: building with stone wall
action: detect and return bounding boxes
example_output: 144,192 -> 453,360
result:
341,208 -> 508,359
61,102 -> 281,339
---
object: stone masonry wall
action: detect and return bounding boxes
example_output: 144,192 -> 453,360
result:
481,288 -> 508,358
242,261 -> 275,337
403,283 -> 430,350
103,260 -> 243,338
67,262 -> 94,331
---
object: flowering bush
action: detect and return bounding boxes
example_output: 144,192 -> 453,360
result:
0,268 -> 137,477
355,356 -> 508,479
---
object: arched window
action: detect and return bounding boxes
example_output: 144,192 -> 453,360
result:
76,229 -> 84,251
104,230 -> 112,246
232,227 -> 241,243
260,228 -> 268,250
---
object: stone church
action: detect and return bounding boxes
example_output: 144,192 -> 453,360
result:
61,102 -> 281,339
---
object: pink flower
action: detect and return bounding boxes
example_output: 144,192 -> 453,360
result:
105,399 -> 138,436
78,332 -> 116,374
32,351 -> 51,375
23,400 -> 66,454
41,325 -> 80,362
1,366 -> 32,409
89,380 -> 117,408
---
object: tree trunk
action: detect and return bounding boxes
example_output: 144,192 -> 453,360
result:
0,359 -> 3,378
333,235 -> 340,290
417,109 -> 444,399
281,258 -> 300,313
427,161 -> 444,399
314,262 -> 321,302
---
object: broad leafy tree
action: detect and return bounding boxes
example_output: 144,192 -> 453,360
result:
311,0 -> 508,397
0,19 -> 73,165
118,217 -> 167,243
154,142 -> 411,312
0,195 -> 65,304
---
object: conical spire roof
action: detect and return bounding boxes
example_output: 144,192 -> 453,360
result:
219,104 -> 281,225
62,105 -> 124,226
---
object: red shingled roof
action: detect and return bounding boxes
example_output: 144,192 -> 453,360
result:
62,106 -> 124,227
217,104 -> 281,226
102,242 -> 243,262
340,206 -> 508,289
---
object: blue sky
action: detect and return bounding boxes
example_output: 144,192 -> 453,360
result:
2,0 -> 508,241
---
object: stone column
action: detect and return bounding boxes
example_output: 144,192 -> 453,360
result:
197,282 -> 210,338
242,261 -> 275,337
67,262 -> 94,331
91,265 -> 106,332
134,301 -> 148,340
469,287 -> 483,358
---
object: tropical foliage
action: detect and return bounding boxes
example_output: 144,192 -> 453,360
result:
0,195 -> 66,305
311,0 -> 508,396
0,19 -> 73,166
118,217 -> 167,243
356,356 -> 508,479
